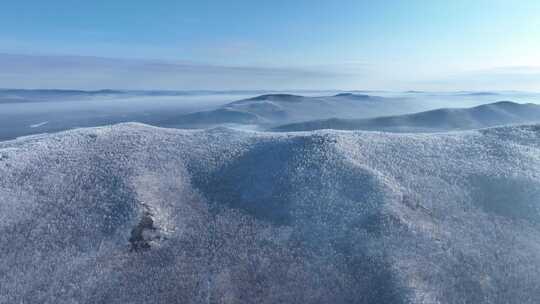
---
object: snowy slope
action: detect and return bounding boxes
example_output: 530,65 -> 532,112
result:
273,101 -> 540,132
1,123 -> 540,303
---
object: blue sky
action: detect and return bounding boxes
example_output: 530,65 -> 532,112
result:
1,0 -> 539,90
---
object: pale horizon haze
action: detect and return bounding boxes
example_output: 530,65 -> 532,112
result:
1,0 -> 539,91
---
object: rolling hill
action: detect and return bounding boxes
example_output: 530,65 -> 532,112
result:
273,101 -> 540,132
161,93 -> 422,129
1,123 -> 540,303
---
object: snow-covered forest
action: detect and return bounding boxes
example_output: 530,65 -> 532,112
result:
2,123 -> 540,303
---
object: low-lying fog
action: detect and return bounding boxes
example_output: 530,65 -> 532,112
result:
1,89 -> 539,141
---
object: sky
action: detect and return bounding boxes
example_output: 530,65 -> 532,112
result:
1,0 -> 539,90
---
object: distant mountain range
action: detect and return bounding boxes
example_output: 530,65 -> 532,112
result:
2,90 -> 540,141
0,88 -> 274,104
273,101 -> 540,132
161,93 -> 421,128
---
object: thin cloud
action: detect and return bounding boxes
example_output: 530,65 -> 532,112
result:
412,66 -> 540,91
0,53 -> 351,90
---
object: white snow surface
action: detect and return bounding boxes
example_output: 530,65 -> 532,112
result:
29,121 -> 49,128
1,122 -> 540,303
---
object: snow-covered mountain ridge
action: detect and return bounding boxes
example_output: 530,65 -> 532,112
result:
1,123 -> 540,303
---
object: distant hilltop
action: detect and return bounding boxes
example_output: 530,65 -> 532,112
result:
273,101 -> 540,132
